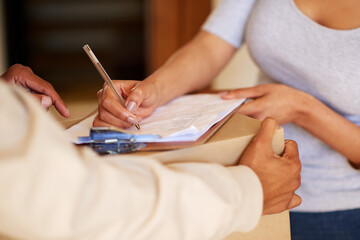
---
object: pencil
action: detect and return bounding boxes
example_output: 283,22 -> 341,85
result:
83,44 -> 141,131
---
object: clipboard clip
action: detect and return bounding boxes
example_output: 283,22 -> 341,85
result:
78,127 -> 161,155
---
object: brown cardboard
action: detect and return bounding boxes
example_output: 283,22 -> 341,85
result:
130,114 -> 290,240
225,211 -> 291,240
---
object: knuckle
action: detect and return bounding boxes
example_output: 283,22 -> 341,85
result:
251,139 -> 268,154
12,63 -> 23,69
97,111 -> 105,121
263,117 -> 275,123
290,161 -> 302,175
132,86 -> 143,96
102,97 -> 113,108
251,138 -> 264,149
24,66 -> 31,71
45,81 -> 53,89
289,178 -> 301,191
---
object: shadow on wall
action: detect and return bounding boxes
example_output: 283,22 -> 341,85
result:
212,44 -> 259,90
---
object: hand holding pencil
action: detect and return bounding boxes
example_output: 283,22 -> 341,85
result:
83,44 -> 142,130
84,45 -> 160,129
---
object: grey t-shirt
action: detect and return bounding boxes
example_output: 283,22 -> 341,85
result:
203,0 -> 360,212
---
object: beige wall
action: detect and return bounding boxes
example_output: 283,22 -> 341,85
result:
210,0 -> 259,90
0,0 -> 7,74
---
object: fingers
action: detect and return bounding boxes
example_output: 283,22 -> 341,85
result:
283,140 -> 299,159
288,194 -> 302,210
245,118 -> 302,215
94,109 -> 133,128
237,98 -> 265,119
3,64 -> 70,118
263,193 -> 302,215
98,85 -> 140,126
25,74 -> 70,118
221,85 -> 266,100
42,88 -> 70,118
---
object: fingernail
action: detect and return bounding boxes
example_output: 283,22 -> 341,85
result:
219,91 -> 228,96
127,116 -> 138,124
126,101 -> 137,112
41,96 -> 52,108
131,82 -> 140,91
65,108 -> 70,117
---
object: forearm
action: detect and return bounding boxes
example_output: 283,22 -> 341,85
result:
147,30 -> 236,107
295,94 -> 360,164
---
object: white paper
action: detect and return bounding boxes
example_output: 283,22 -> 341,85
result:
66,94 -> 245,143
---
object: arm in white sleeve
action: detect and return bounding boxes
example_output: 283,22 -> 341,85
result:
202,0 -> 257,48
0,82 -> 263,240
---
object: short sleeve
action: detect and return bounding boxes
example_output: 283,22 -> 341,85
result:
202,0 -> 257,48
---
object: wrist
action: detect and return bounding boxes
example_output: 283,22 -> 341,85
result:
145,69 -> 181,107
143,74 -> 167,108
293,92 -> 318,126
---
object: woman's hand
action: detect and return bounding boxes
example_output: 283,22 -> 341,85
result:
94,80 -> 160,129
221,84 -> 314,125
1,64 -> 70,117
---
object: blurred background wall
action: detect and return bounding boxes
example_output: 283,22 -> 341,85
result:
0,0 -> 258,122
3,0 -> 145,100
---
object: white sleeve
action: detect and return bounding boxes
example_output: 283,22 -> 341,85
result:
202,0 -> 257,48
0,82 -> 263,240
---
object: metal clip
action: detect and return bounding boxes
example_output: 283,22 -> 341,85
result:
80,127 -> 161,155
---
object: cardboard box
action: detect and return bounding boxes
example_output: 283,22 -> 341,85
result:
132,114 -> 290,240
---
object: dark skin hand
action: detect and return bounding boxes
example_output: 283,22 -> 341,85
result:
1,64 -> 70,117
239,118 -> 302,215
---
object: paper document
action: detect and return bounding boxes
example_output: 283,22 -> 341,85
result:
66,94 -> 245,143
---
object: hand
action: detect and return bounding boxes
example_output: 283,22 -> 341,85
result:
1,64 -> 70,117
239,118 -> 302,215
222,84 -> 313,125
94,80 -> 160,128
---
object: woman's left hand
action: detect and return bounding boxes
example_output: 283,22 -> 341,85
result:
221,84 -> 313,125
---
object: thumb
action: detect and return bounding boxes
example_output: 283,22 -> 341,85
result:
32,93 -> 52,110
288,194 -> 302,210
283,140 -> 299,159
252,117 -> 279,149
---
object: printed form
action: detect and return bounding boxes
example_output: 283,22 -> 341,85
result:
66,94 -> 245,143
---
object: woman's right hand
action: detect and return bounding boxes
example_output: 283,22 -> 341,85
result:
93,80 -> 160,129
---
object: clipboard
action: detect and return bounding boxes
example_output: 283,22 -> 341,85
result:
77,106 -> 240,155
